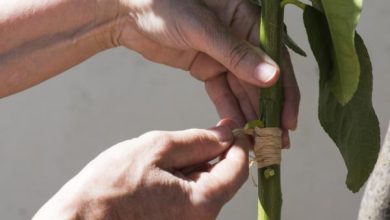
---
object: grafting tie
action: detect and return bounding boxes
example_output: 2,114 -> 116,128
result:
233,127 -> 282,168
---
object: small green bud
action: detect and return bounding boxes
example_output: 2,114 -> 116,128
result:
244,120 -> 265,129
264,168 -> 275,179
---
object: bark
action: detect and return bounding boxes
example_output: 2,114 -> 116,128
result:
358,122 -> 390,220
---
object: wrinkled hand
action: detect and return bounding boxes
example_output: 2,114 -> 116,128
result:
114,0 -> 300,147
33,119 -> 249,220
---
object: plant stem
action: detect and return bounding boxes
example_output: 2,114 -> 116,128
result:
258,0 -> 284,220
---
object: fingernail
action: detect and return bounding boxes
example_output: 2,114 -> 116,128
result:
213,119 -> 239,144
216,118 -> 239,130
256,63 -> 278,83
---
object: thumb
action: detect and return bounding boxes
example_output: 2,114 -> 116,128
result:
184,6 -> 279,87
188,120 -> 250,205
159,119 -> 239,169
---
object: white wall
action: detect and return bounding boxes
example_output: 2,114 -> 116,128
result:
1,1 -> 389,219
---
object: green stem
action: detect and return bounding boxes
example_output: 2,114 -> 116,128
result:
258,0 -> 284,220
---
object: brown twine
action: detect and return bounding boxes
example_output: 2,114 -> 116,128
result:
233,127 -> 282,168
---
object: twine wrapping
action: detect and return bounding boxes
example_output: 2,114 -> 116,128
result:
233,127 -> 282,168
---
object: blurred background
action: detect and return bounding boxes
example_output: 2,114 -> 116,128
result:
1,1 -> 389,219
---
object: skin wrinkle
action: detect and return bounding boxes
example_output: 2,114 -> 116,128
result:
229,41 -> 254,77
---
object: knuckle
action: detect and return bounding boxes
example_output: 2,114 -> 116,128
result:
187,129 -> 211,144
140,130 -> 173,150
189,69 -> 204,81
185,128 -> 203,134
139,130 -> 162,141
178,128 -> 211,145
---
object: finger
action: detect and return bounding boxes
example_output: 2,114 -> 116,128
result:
205,74 -> 246,126
248,15 -> 260,47
189,128 -> 250,203
226,73 -> 257,121
204,0 -> 260,34
238,80 -> 260,117
158,119 -> 239,168
228,0 -> 259,41
189,53 -> 227,81
190,2 -> 260,82
282,129 -> 290,149
190,55 -> 259,118
281,48 -> 300,131
183,5 -> 279,87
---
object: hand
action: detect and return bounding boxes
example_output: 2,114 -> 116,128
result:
113,0 -> 300,146
33,119 -> 249,220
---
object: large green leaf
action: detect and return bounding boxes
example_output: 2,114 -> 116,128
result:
321,0 -> 363,105
303,6 -> 380,192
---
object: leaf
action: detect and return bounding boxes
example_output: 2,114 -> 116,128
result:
321,0 -> 363,105
303,6 -> 380,192
283,26 -> 307,57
